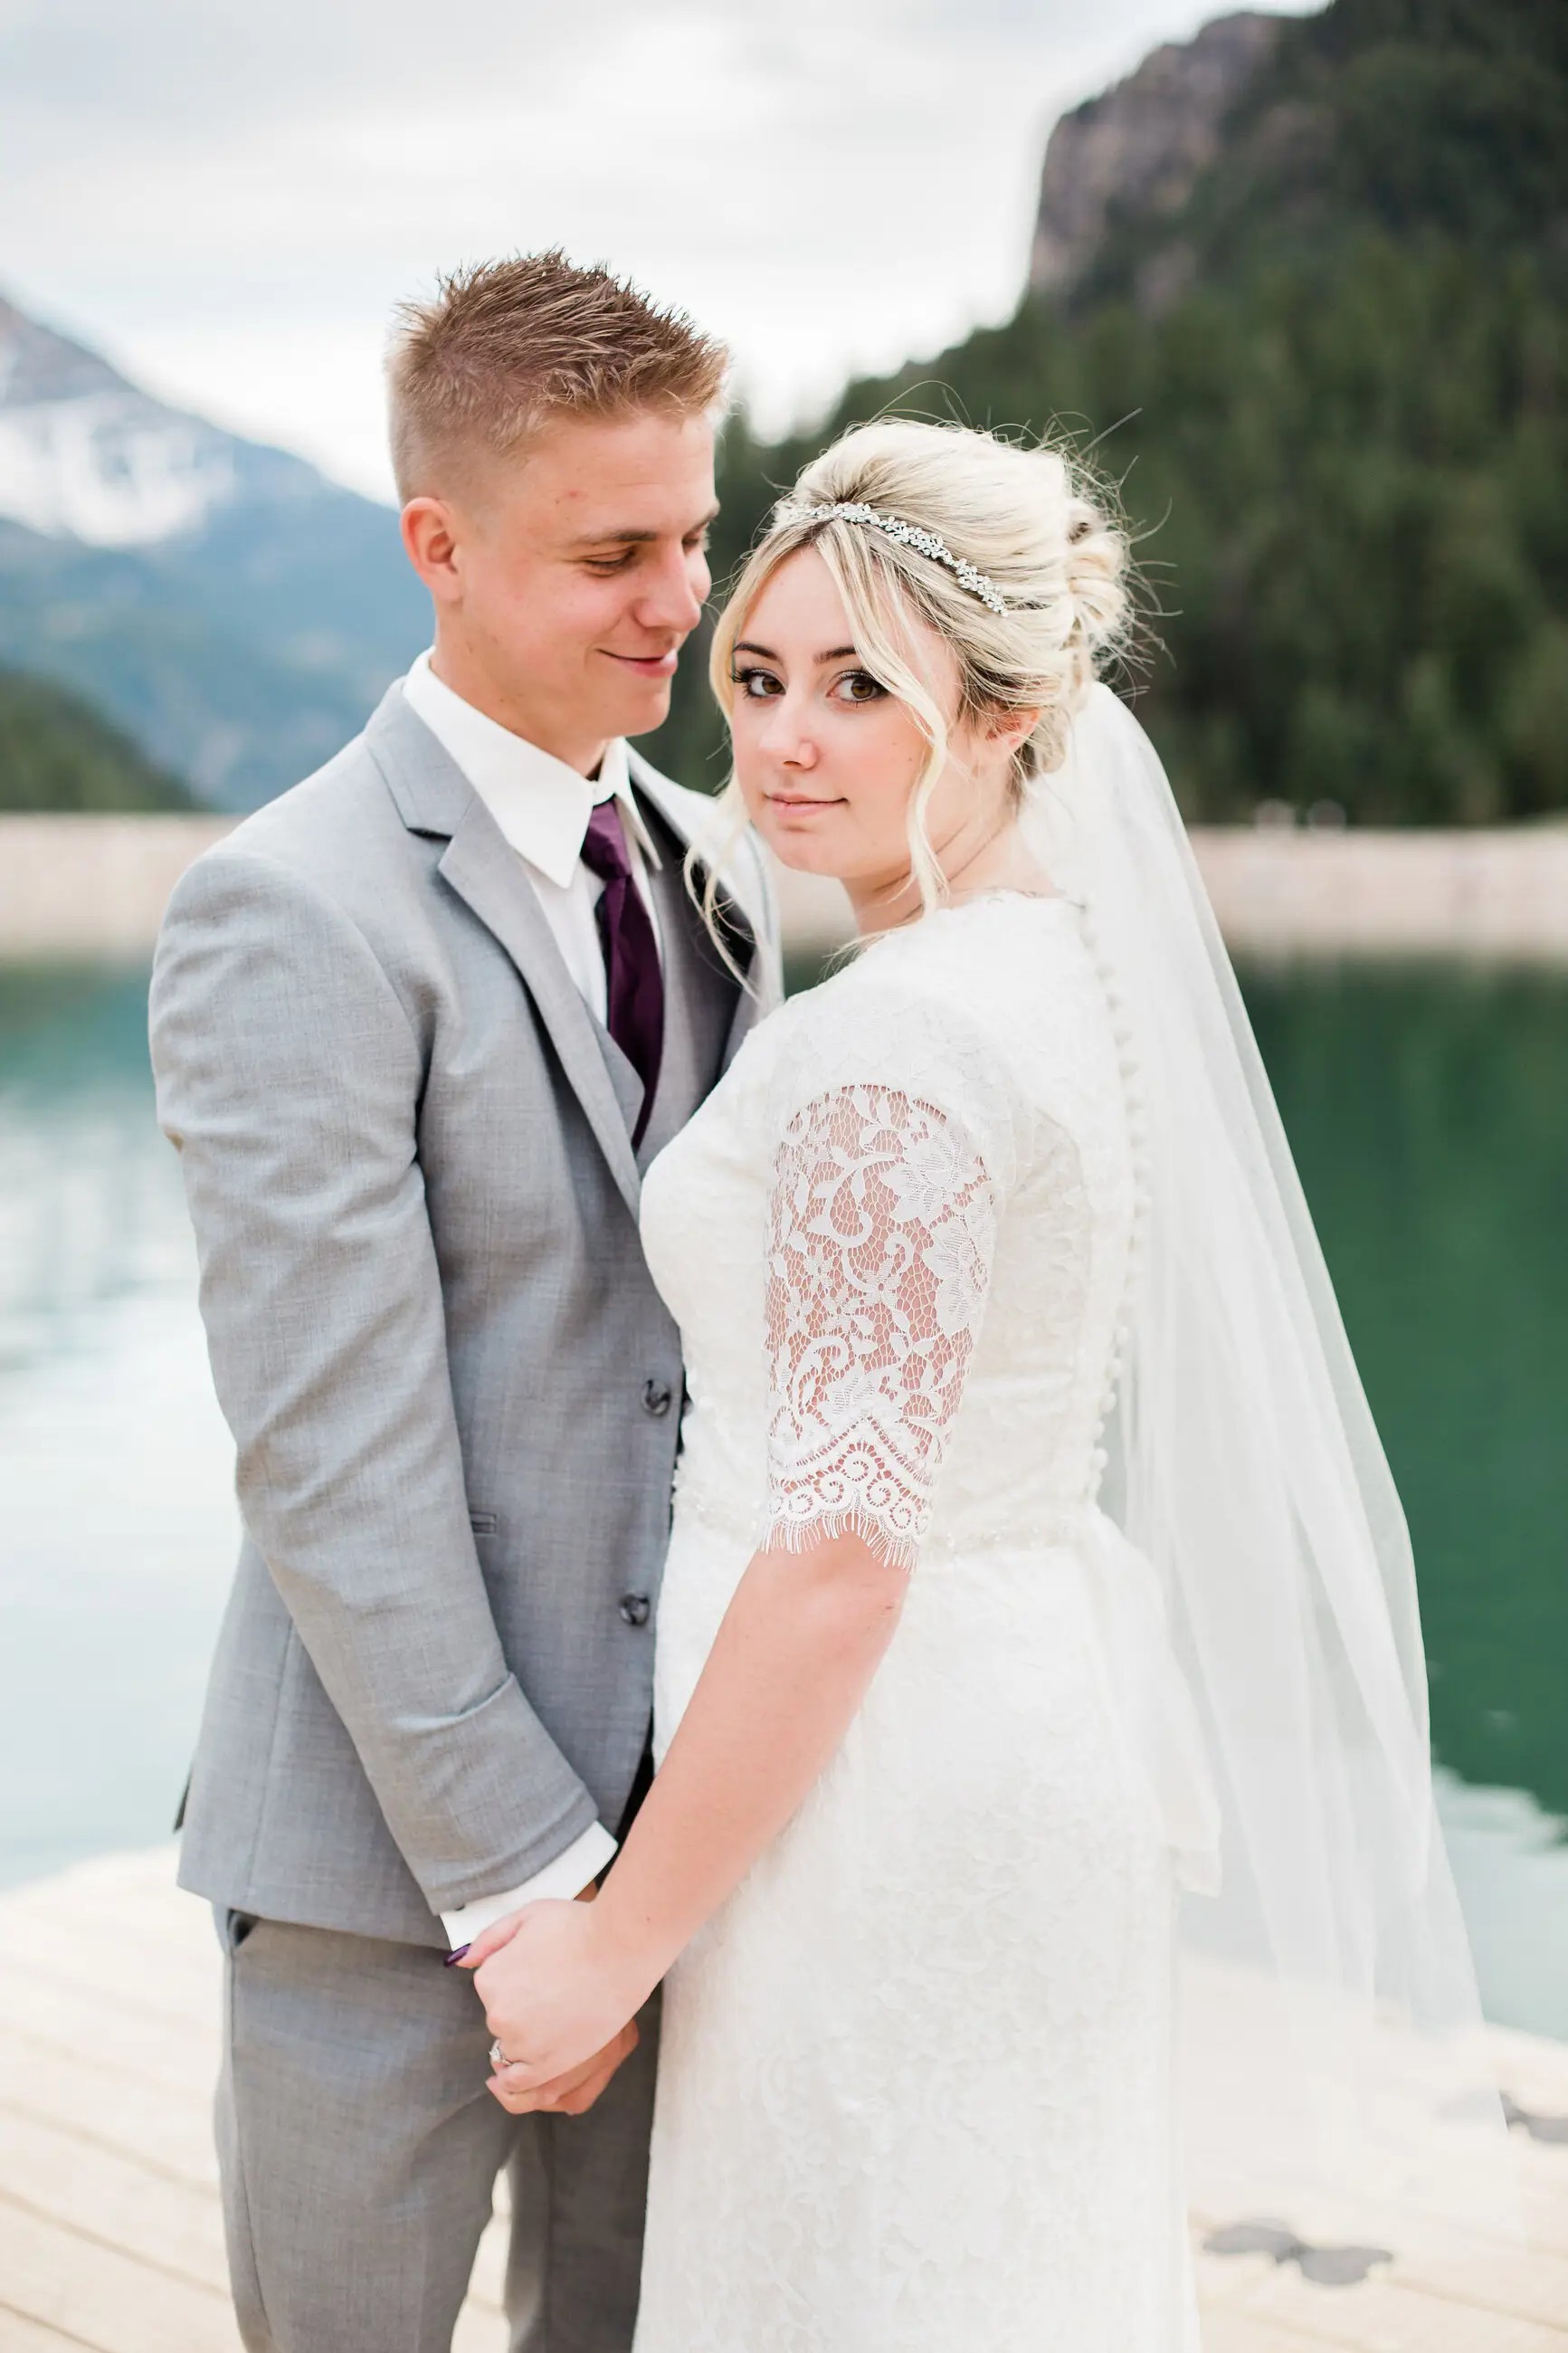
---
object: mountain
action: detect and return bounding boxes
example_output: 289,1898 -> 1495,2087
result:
0,664 -> 195,813
0,293 -> 289,547
1029,13 -> 1285,308
643,0 -> 1568,827
1031,0 -> 1568,312
0,298 -> 429,809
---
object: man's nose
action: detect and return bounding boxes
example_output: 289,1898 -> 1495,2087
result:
634,548 -> 705,637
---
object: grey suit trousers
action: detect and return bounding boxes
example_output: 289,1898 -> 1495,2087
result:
216,1909 -> 660,2353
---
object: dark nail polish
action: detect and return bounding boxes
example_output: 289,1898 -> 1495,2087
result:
443,1944 -> 471,1967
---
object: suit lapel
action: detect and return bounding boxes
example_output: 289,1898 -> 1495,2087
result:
438,802 -> 642,1215
366,688 -> 643,1216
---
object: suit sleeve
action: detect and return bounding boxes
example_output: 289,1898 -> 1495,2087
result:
149,845 -> 603,1914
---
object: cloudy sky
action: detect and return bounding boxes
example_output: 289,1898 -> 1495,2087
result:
0,0 -> 1316,501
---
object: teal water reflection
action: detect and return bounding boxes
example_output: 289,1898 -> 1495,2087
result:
1245,961 -> 1568,2034
0,960 -> 1563,2029
1243,966 -> 1568,1817
0,967 -> 237,1888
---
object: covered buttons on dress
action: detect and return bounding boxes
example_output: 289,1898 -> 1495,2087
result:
1079,897 -> 1150,1503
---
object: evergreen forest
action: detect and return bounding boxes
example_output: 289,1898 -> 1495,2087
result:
643,0 -> 1568,824
0,668 -> 194,814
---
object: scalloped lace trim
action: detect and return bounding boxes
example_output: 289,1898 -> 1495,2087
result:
759,1502 -> 921,1575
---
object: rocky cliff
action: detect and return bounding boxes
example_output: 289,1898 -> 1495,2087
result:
1029,11 -> 1283,307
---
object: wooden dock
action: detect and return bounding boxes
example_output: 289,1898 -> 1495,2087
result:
2,1847 -> 1566,2351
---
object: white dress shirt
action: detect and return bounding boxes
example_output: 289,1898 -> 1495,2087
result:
401,649 -> 661,1945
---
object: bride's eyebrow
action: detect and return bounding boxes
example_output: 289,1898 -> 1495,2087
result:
731,642 -> 860,662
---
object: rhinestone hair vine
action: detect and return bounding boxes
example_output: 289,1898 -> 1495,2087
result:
774,499 -> 1009,617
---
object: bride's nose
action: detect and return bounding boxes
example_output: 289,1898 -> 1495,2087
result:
758,700 -> 819,770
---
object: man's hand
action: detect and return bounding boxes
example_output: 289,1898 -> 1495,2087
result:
493,2018 -> 641,2117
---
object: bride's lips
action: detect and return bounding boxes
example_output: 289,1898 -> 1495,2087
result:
767,793 -> 844,814
604,649 -> 679,678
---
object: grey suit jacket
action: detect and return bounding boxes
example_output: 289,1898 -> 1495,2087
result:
150,685 -> 779,1948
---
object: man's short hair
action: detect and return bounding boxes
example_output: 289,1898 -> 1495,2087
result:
386,250 -> 729,502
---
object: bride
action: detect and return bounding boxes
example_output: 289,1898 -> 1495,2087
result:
463,419 -> 1506,2348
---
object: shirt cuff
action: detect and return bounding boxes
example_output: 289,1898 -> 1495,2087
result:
440,1821 -> 619,1949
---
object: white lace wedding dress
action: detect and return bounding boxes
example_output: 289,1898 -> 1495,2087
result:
633,891 -> 1198,2351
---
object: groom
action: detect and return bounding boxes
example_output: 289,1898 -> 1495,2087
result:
149,253 -> 778,2353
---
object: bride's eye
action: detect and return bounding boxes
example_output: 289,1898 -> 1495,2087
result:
831,669 -> 887,705
731,666 -> 783,700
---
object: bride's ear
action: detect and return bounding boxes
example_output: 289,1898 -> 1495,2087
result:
985,706 -> 1043,760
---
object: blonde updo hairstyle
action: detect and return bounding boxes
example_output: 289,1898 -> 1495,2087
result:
704,416 -> 1130,921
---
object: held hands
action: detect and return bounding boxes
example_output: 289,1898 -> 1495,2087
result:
459,1890 -> 654,2117
483,2013 -> 641,2117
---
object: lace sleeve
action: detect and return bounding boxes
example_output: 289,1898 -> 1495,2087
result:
762,1081 -> 999,1571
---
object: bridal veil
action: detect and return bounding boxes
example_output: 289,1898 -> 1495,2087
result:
1028,683 -> 1517,2245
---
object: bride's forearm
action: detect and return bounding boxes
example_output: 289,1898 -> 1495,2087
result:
594,1533 -> 906,1990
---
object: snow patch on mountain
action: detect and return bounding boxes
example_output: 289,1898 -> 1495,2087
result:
0,293 -> 331,550
0,388 -> 242,546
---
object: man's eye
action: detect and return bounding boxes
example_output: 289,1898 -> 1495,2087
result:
832,669 -> 886,704
584,553 -> 635,575
731,666 -> 782,699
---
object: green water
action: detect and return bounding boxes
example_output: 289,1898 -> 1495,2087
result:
1,960 -> 1563,2028
1243,965 -> 1568,1821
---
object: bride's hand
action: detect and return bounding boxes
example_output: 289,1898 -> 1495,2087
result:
463,1898 -> 652,2105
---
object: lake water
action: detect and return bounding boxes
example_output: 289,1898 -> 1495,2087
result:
2,959 -> 1565,2034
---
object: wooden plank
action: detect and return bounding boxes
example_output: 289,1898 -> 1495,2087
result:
1236,2266 -> 1568,2350
1491,2031 -> 1568,2115
0,2310 -> 97,2353
1518,2196 -> 1568,2263
0,2204 -> 240,2353
7,1848 -> 1568,2353
0,1855 -> 216,1990
0,1920 -> 221,2027
1395,2243 -> 1568,2334
1194,2245 -> 1285,2310
0,2110 -> 227,2291
0,2046 -> 219,2191
0,1860 -> 210,1967
0,1964 -> 217,2100
1199,2315 -> 1339,2353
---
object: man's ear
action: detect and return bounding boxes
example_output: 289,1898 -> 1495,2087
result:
401,496 -> 463,605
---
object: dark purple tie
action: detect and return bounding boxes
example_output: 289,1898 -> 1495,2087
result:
580,799 -> 664,1148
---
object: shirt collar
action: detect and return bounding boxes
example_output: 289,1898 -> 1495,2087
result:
401,649 -> 660,888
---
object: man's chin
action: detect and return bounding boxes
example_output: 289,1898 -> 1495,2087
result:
613,680 -> 675,740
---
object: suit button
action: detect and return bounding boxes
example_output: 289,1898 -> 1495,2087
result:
619,1594 -> 651,1628
642,1378 -> 673,1418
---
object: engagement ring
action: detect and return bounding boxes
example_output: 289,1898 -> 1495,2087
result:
488,2038 -> 513,2072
